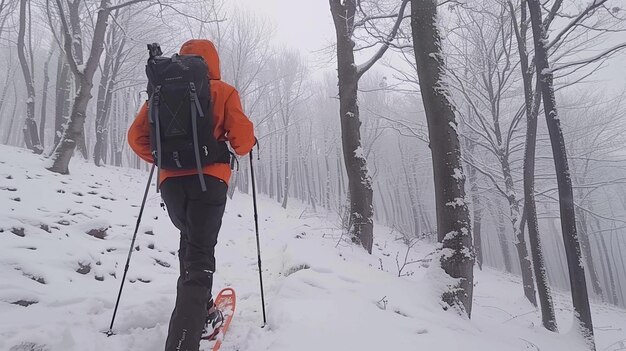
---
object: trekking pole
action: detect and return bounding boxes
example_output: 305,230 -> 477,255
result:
106,164 -> 155,336
249,146 -> 267,326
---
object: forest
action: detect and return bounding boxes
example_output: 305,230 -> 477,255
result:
0,0 -> 625,350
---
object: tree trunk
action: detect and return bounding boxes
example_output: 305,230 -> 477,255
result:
269,131 -> 275,199
94,40 -> 112,166
330,0 -> 375,253
39,47 -> 56,148
527,0 -> 594,346
337,149 -> 344,205
49,0 -> 111,174
473,198 -> 483,270
325,155 -> 331,209
0,66 -> 12,122
402,149 -> 421,236
466,154 -> 482,270
303,157 -> 316,210
576,208 -> 604,299
509,0 -> 557,330
281,124 -> 290,209
54,54 -> 71,146
500,153 -> 537,306
599,234 -> 618,305
95,21 -> 125,166
523,87 -> 557,329
17,0 -> 42,154
411,0 -> 474,316
496,210 -> 513,273
5,82 -> 18,145
591,216 -> 618,305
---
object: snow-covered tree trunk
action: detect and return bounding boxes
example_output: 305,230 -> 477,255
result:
49,0 -> 150,173
522,82 -> 557,330
329,0 -> 374,252
527,0 -> 594,346
472,196 -> 483,270
268,129 -> 276,200
95,19 -> 125,166
329,0 -> 408,252
17,0 -> 43,154
54,54 -> 71,147
411,0 -> 474,316
0,66 -> 13,132
5,83 -> 18,145
281,126 -> 290,209
494,110 -> 537,306
508,0 -> 557,329
465,140 -> 482,270
40,47 -> 55,147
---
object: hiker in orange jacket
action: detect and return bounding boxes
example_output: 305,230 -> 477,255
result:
128,39 -> 255,351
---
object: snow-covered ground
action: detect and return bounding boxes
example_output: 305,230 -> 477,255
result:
1,145 -> 625,351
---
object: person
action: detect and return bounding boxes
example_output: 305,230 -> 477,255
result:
128,39 -> 255,351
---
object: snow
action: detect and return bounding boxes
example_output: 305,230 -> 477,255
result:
541,67 -> 553,75
452,167 -> 464,181
448,121 -> 458,134
353,146 -> 364,159
445,197 -> 466,208
1,144 -> 626,351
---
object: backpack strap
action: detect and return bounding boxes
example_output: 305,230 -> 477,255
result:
190,83 -> 205,118
150,85 -> 163,192
189,82 -> 207,192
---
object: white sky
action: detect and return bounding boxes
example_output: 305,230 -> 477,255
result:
232,0 -> 336,56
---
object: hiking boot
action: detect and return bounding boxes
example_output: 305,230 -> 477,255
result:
201,300 -> 224,340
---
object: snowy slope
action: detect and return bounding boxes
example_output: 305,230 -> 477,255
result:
1,145 -> 625,351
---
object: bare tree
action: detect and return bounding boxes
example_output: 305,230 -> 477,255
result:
48,0 -> 214,173
506,0 -> 558,331
329,0 -> 409,253
527,0 -> 595,347
94,9 -> 127,166
17,0 -> 43,154
40,46 -> 56,147
411,0 -> 474,316
447,2 -> 537,306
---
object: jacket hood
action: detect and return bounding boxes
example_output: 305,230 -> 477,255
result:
180,39 -> 221,80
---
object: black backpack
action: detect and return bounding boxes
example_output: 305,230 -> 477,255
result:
145,43 -> 229,191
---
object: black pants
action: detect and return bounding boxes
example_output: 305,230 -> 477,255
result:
160,175 -> 227,351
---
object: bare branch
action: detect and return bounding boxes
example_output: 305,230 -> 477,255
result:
356,0 -> 410,78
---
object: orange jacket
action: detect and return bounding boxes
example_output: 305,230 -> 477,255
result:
128,39 -> 255,185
